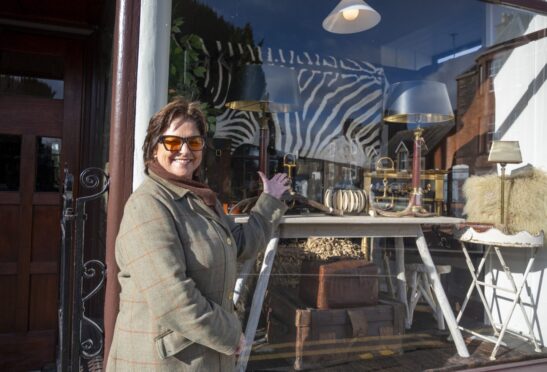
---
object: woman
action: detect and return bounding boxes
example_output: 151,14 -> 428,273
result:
107,97 -> 289,371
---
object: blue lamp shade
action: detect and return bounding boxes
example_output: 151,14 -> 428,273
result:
225,64 -> 301,113
384,81 -> 454,124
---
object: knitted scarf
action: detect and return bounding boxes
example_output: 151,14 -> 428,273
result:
148,161 -> 217,207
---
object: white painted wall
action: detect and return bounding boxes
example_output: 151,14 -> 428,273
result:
133,0 -> 172,190
493,17 -> 547,173
485,15 -> 547,346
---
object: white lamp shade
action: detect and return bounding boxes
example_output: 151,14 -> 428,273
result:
488,140 -> 522,164
323,0 -> 381,34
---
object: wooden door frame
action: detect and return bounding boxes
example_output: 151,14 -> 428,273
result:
0,29 -> 83,195
103,0 -> 140,365
0,29 -> 84,369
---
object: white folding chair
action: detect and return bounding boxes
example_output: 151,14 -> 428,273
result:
456,227 -> 544,360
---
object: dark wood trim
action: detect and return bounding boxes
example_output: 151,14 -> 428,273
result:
477,28 -> 547,64
0,329 -> 55,343
0,193 -> 20,204
481,0 -> 547,14
103,0 -> 140,365
0,30 -> 67,55
0,263 -> 17,275
0,97 -> 63,137
29,262 -> 58,274
15,134 -> 35,332
62,39 -> 84,189
32,193 -> 61,205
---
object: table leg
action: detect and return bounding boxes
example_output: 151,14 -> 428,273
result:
415,228 -> 470,358
236,233 -> 280,372
233,258 -> 255,305
395,237 -> 410,328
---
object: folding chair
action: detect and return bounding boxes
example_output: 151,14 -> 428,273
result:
456,227 -> 544,360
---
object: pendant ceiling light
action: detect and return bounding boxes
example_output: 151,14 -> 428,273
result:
323,0 -> 381,34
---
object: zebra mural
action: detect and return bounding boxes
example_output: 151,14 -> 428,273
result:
198,39 -> 386,167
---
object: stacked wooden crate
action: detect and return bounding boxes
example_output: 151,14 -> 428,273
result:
266,259 -> 405,370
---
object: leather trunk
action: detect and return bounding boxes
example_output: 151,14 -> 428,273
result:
299,259 -> 379,309
266,290 -> 405,370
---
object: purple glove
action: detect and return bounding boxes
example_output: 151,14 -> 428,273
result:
258,171 -> 290,200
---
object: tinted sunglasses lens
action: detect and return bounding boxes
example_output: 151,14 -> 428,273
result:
162,137 -> 183,151
187,136 -> 204,150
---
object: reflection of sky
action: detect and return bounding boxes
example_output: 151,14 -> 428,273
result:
39,78 -> 64,99
182,0 -> 538,131
196,0 -> 490,105
201,0 -> 485,58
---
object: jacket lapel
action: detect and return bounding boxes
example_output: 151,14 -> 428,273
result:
148,172 -> 233,237
187,197 -> 232,236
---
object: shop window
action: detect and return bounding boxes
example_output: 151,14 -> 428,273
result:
0,74 -> 64,99
0,51 -> 64,99
35,137 -> 62,192
0,134 -> 21,191
168,0 -> 547,370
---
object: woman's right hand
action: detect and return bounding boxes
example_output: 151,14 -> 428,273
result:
258,171 -> 290,200
235,333 -> 246,356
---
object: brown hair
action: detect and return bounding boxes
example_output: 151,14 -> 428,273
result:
142,96 -> 208,171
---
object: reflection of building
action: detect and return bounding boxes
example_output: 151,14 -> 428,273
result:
449,28 -> 547,175
450,61 -> 495,175
389,124 -> 452,172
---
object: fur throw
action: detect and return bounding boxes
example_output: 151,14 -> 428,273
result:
463,165 -> 547,238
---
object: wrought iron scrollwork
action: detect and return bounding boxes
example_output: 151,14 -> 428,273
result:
79,167 -> 110,202
60,167 -> 109,371
82,259 -> 106,302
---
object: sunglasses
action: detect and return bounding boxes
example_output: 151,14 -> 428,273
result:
158,135 -> 206,152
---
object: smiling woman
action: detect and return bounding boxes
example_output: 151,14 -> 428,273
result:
154,119 -> 205,180
107,97 -> 290,371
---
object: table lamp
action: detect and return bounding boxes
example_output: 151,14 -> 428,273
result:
487,140 -> 522,227
225,64 -> 300,175
374,80 -> 454,217
322,0 -> 381,34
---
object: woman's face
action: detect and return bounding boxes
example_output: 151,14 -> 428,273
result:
155,117 -> 203,179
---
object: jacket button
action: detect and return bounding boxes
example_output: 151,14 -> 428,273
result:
226,238 -> 232,245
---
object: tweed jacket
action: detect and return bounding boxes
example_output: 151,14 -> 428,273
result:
107,172 -> 287,371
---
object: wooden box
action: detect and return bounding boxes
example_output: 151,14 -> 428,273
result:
299,259 -> 378,309
266,290 -> 405,370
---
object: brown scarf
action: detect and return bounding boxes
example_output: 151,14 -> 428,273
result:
148,161 -> 218,207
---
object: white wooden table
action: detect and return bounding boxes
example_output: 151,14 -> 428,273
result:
233,215 -> 470,371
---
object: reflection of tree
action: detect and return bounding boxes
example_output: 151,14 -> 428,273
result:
0,75 -> 56,98
171,0 -> 254,45
36,140 -> 61,192
169,0 -> 257,132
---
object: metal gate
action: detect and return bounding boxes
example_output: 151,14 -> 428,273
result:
59,167 -> 110,371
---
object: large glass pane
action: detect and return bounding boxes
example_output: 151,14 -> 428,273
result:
0,50 -> 64,99
35,137 -> 62,192
0,74 -> 64,99
0,134 -> 21,191
168,1 -> 547,369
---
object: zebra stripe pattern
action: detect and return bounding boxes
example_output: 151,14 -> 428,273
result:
200,39 -> 386,165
